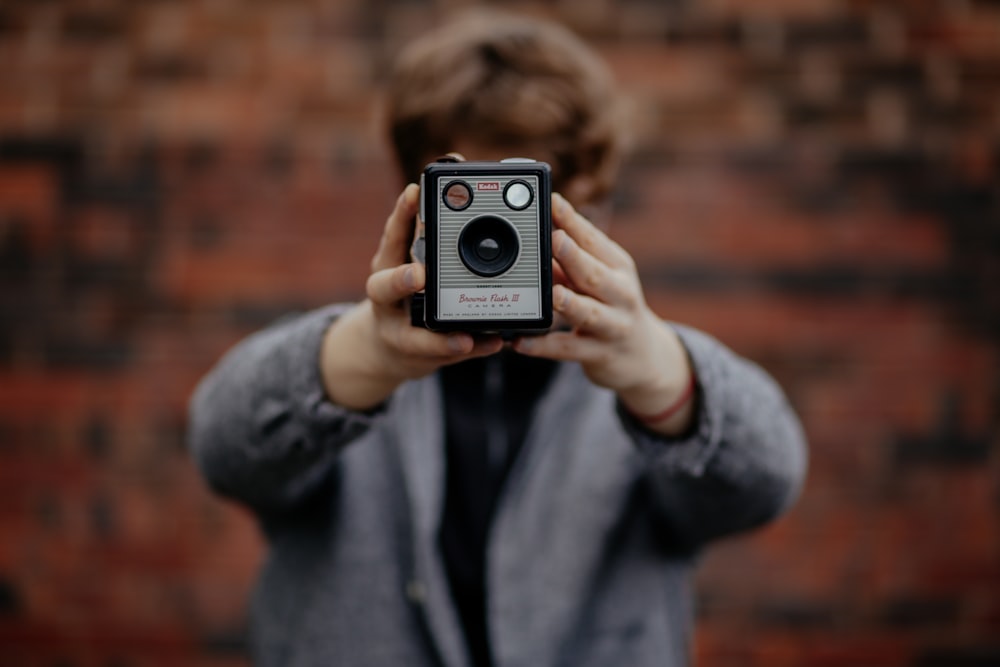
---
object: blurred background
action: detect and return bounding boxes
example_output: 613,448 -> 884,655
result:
0,0 -> 998,665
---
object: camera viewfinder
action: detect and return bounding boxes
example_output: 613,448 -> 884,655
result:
443,180 -> 472,211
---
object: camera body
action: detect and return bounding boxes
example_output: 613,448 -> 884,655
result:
411,159 -> 553,334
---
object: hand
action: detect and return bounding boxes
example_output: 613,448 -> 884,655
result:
512,194 -> 696,435
320,184 -> 503,410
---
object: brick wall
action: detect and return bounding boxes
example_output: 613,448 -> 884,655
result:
1,0 -> 997,665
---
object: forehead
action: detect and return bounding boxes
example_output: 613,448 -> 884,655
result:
448,141 -> 547,164
424,141 -> 602,210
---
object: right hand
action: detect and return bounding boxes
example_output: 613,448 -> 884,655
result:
320,183 -> 503,410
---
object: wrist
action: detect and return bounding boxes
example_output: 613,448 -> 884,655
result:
320,302 -> 405,410
624,372 -> 696,425
618,320 -> 698,435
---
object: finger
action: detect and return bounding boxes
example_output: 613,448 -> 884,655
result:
552,259 -> 573,289
552,229 -> 634,307
512,330 -> 606,363
419,334 -> 504,362
464,335 -> 505,358
389,324 -> 503,361
371,183 -> 420,273
390,323 -> 475,358
366,263 -> 425,306
552,193 -> 632,269
552,284 -> 629,339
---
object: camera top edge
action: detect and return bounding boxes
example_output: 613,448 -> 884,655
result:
422,159 -> 552,176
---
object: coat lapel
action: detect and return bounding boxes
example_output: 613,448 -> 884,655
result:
393,375 -> 469,667
487,363 -> 645,667
392,365 -> 644,667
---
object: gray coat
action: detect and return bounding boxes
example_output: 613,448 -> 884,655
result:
188,305 -> 807,667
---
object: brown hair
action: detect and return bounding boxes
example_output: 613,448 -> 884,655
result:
383,10 -> 624,202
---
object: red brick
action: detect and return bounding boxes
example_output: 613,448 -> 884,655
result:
1,1 -> 999,665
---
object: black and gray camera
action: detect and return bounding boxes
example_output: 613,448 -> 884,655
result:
410,159 -> 553,334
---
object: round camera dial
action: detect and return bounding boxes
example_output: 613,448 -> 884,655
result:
503,180 -> 533,210
443,180 -> 472,211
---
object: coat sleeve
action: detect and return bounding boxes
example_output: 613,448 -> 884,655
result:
621,324 -> 808,549
187,304 -> 382,513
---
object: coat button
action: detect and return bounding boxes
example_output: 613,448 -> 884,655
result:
406,580 -> 427,604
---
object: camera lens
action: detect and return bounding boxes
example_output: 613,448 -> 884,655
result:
458,215 -> 520,277
503,180 -> 533,210
476,238 -> 501,261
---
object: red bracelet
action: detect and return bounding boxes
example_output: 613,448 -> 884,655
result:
629,373 -> 697,425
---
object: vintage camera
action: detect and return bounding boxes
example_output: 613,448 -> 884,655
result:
410,159 -> 553,334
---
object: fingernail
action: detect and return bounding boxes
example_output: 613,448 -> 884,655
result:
403,266 -> 416,289
448,335 -> 468,353
554,285 -> 570,310
514,337 -> 533,352
553,193 -> 567,216
553,230 -> 568,258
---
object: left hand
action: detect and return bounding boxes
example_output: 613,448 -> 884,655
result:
512,193 -> 696,435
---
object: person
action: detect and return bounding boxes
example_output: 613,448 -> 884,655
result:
188,10 -> 807,667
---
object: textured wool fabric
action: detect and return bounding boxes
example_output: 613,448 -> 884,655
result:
188,305 -> 807,667
438,351 -> 560,666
